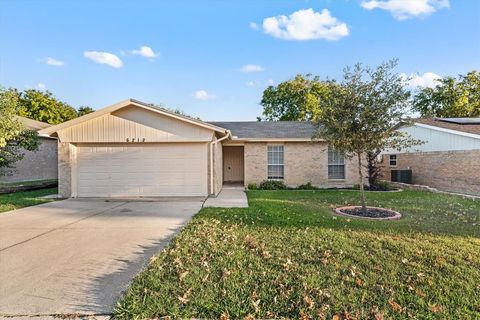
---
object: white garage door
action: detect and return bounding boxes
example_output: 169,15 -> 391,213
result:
75,143 -> 208,197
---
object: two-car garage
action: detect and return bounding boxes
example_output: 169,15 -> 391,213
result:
39,99 -> 228,198
75,143 -> 208,197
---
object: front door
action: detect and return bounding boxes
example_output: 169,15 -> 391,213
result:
223,146 -> 244,182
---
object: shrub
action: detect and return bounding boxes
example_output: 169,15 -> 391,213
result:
370,180 -> 393,191
258,180 -> 287,190
353,181 -> 393,191
247,183 -> 258,190
297,182 -> 319,190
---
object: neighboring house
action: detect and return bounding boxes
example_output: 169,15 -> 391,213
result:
1,116 -> 58,183
381,118 -> 480,196
39,99 -> 358,198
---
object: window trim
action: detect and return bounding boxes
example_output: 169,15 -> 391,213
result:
327,147 -> 346,180
389,154 -> 397,167
267,144 -> 284,180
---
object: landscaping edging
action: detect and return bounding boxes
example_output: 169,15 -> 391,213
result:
385,181 -> 480,201
335,206 -> 402,220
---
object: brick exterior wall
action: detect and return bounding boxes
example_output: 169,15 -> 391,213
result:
244,141 -> 359,188
0,137 -> 58,183
208,140 -> 223,196
213,142 -> 223,196
380,150 -> 480,196
58,142 -> 75,197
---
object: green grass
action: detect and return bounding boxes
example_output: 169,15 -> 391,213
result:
0,187 -> 58,213
115,190 -> 480,319
0,179 -> 58,187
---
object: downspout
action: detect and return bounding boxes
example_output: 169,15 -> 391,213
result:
209,131 -> 231,196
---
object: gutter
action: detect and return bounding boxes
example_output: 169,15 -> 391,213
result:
209,131 -> 231,195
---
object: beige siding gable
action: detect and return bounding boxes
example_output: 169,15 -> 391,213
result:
57,106 -> 214,143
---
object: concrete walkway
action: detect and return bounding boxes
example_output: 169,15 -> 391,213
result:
0,197 -> 203,318
203,185 -> 249,208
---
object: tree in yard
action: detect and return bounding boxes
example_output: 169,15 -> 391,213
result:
15,89 -> 78,124
366,150 -> 383,187
260,74 -> 336,121
314,60 -> 420,212
77,106 -> 95,116
412,70 -> 480,118
0,88 -> 40,176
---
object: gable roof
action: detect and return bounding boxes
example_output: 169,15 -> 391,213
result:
414,118 -> 480,136
208,121 -> 316,140
39,99 -> 229,136
16,116 -> 51,131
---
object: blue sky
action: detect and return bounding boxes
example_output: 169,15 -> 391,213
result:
1,0 -> 479,120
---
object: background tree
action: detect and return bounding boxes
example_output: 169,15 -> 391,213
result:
149,103 -> 201,120
77,106 -> 95,116
0,88 -> 40,175
16,89 -> 78,124
315,60 -> 419,212
260,74 -> 335,121
412,70 -> 480,118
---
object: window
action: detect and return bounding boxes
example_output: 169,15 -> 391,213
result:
328,147 -> 345,179
389,154 -> 397,167
267,145 -> 284,179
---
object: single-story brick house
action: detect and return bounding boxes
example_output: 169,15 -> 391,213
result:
380,118 -> 480,196
1,116 -> 58,184
39,99 -> 358,198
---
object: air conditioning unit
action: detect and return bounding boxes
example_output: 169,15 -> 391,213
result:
391,169 -> 412,184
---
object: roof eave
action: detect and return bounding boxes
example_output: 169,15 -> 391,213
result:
231,137 -> 322,142
38,99 -> 228,136
412,122 -> 480,140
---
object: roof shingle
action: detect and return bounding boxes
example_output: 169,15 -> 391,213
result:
414,118 -> 480,136
207,121 -> 316,139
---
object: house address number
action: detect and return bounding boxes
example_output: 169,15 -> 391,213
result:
126,138 -> 146,142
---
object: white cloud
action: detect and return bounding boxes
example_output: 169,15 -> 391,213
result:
246,81 -> 257,87
37,83 -> 46,90
402,72 -> 442,89
84,51 -> 123,68
194,90 -> 216,101
361,0 -> 450,20
262,8 -> 349,41
44,57 -> 64,66
132,46 -> 160,59
241,64 -> 265,73
250,22 -> 259,30
267,79 -> 275,86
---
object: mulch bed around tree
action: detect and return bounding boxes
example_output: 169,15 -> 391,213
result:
335,206 -> 402,220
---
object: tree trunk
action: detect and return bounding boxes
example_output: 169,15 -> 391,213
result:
357,152 -> 367,213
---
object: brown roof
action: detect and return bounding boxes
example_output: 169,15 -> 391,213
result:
15,116 -> 51,131
413,118 -> 480,136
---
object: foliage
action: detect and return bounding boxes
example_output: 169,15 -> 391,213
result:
247,183 -> 258,190
0,187 -> 58,213
116,190 -> 480,319
258,180 -> 287,190
412,70 -> 480,118
368,180 -> 393,191
77,106 -> 95,116
14,89 -> 78,124
314,60 -> 420,211
150,103 -> 201,120
297,182 -> 319,190
366,149 -> 384,186
260,74 -> 336,121
0,88 -> 40,175
353,180 -> 393,191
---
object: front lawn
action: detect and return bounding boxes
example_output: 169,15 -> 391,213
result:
116,190 -> 480,319
0,187 -> 58,213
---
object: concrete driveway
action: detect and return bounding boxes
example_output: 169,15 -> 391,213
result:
0,197 -> 204,318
